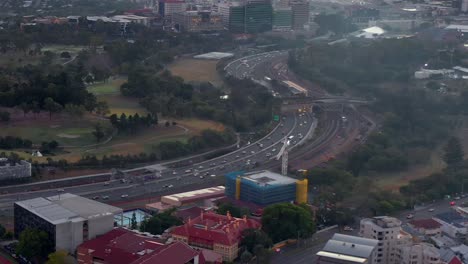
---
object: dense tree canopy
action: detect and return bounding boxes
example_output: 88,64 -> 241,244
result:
261,203 -> 315,243
139,209 -> 182,235
17,228 -> 54,262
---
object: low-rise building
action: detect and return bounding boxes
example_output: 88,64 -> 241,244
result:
77,228 -> 213,264
14,193 -> 122,253
171,211 -> 261,262
0,158 -> 31,181
433,212 -> 468,239
408,219 -> 442,236
316,233 -> 379,264
395,243 -> 442,264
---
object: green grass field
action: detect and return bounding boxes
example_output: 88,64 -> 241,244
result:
88,77 -> 147,115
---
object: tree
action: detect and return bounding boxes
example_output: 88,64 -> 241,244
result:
241,229 -> 272,253
46,250 -> 75,264
444,137 -> 464,165
92,123 -> 106,143
16,228 -> 54,262
240,250 -> 253,264
140,209 -> 182,235
20,102 -> 31,117
0,111 -> 10,122
131,212 -> 138,229
43,97 -> 63,120
64,104 -> 85,119
261,203 -> 315,243
60,51 -> 71,59
95,101 -> 110,116
0,223 -> 5,238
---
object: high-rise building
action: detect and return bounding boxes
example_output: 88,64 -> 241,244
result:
158,0 -> 186,18
172,11 -> 224,32
245,1 -> 273,33
14,193 -> 122,253
218,0 -> 273,33
462,0 -> 468,12
273,8 -> 292,30
290,0 -> 309,30
360,216 -> 412,264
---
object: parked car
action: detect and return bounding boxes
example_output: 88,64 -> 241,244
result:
406,214 -> 414,219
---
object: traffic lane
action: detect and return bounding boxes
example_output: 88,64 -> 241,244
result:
398,196 -> 468,224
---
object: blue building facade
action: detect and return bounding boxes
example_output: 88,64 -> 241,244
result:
225,171 -> 297,206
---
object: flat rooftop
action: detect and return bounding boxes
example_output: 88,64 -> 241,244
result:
317,234 -> 378,263
242,170 -> 297,186
16,193 -> 122,225
161,186 -> 225,205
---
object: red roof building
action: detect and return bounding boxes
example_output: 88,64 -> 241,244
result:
448,256 -> 463,264
171,211 -> 261,262
77,228 -> 203,264
408,219 -> 442,236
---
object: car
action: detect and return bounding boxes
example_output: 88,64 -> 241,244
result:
251,151 -> 255,154
172,171 -> 177,175
406,214 -> 414,219
103,182 -> 110,186
210,174 -> 216,177
92,196 -> 100,200
57,189 -> 65,192
272,148 -> 276,152
168,184 -> 174,188
185,169 -> 191,173
455,197 -> 461,200
102,196 -> 109,200
199,166 -> 204,169
343,226 -> 354,231
428,208 -> 435,212
121,194 -> 129,198
450,201 -> 456,206
199,176 -> 204,179
120,179 -> 127,183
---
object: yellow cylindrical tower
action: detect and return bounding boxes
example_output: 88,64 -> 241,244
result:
296,179 -> 308,204
235,177 -> 241,200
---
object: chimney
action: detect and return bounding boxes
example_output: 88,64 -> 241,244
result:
188,217 -> 191,225
201,211 -> 204,220
227,211 -> 231,220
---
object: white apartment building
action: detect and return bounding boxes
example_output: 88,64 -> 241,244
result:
14,193 -> 122,253
360,216 -> 411,264
396,243 -> 442,264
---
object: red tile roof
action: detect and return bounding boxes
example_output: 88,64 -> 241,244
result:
408,219 -> 442,229
78,228 -> 201,264
176,206 -> 205,222
0,255 -> 11,264
449,256 -> 463,264
171,211 -> 261,247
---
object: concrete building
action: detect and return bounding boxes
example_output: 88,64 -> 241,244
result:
0,158 -> 31,181
14,193 -> 122,253
171,211 -> 261,262
433,212 -> 468,239
290,0 -> 309,30
360,216 -> 412,264
395,243 -> 442,264
146,186 -> 225,211
159,0 -> 186,18
172,11 -> 224,32
316,233 -> 379,264
224,170 -> 308,206
408,219 -> 443,236
218,0 -> 273,33
77,228 -> 213,264
273,8 -> 292,31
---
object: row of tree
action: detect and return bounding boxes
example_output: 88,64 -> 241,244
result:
109,113 -> 158,134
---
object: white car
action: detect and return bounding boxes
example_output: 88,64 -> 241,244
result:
121,194 -> 129,198
210,174 -> 216,177
428,208 -> 435,212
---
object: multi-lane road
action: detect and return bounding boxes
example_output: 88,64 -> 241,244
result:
0,50 -> 374,220
0,110 -> 316,215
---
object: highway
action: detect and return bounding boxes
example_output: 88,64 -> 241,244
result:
0,110 -> 316,216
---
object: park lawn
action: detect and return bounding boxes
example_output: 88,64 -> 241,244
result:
99,94 -> 148,116
176,119 -> 225,134
168,58 -> 224,87
87,77 -> 127,96
0,118 -> 110,147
